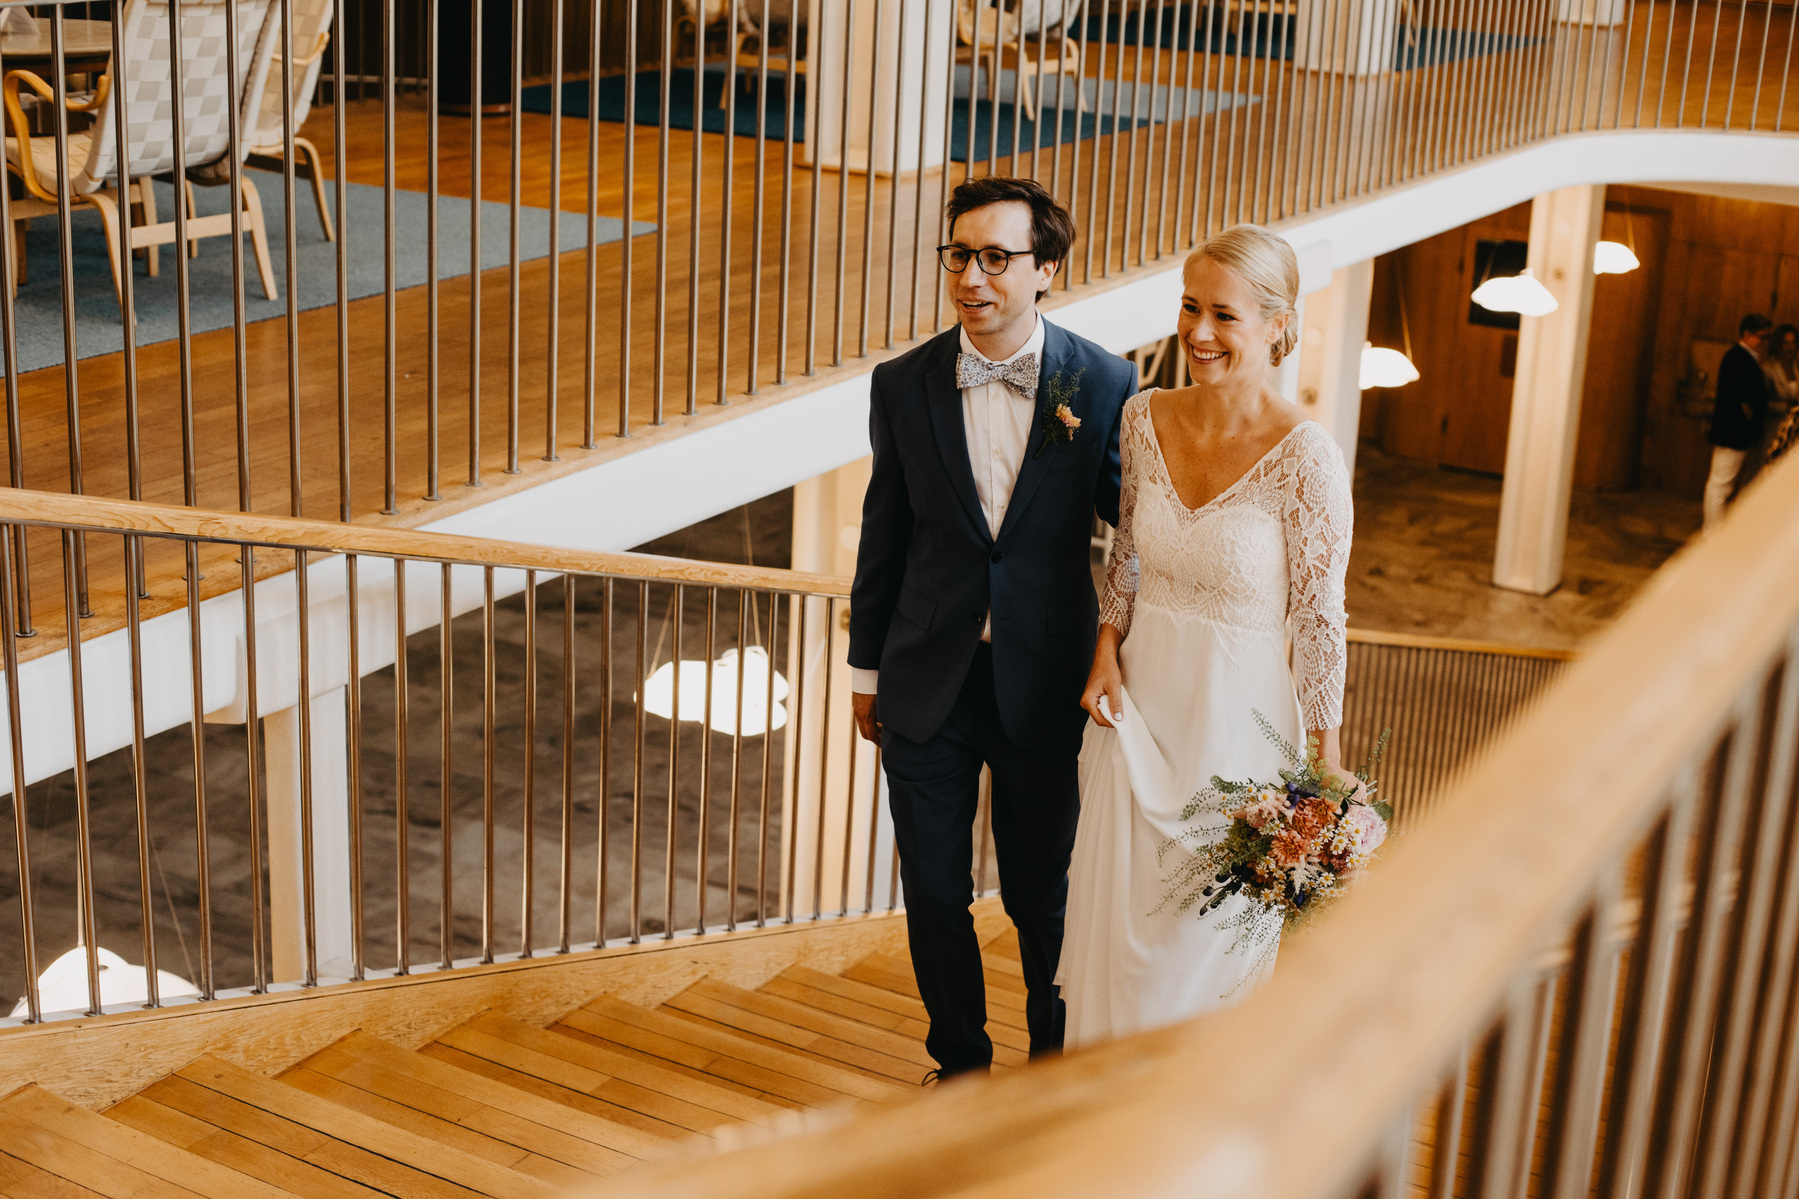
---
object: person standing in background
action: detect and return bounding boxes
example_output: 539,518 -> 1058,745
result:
1704,313 -> 1774,529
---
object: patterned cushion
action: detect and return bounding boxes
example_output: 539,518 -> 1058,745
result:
75,0 -> 279,190
250,0 -> 332,147
5,130 -> 92,196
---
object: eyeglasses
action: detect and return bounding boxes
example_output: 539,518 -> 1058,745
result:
937,244 -> 1035,276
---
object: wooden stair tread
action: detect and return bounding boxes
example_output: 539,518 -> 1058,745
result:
763,967 -> 1032,1058
0,1085 -> 295,1199
316,1031 -> 655,1169
437,1012 -> 769,1136
658,1003 -> 922,1088
843,955 -> 1030,1030
0,1107 -> 208,1199
414,1043 -> 695,1144
0,1147 -> 109,1199
278,1063 -> 592,1190
535,1022 -> 804,1111
574,995 -> 908,1105
548,1010 -> 855,1112
678,978 -> 938,1075
106,1095 -> 385,1199
172,1055 -> 555,1199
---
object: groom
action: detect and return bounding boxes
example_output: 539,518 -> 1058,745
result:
849,177 -> 1134,1080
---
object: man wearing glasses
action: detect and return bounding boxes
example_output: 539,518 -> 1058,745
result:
848,176 -> 1134,1083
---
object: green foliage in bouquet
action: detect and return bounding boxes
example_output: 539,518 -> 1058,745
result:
1157,713 -> 1393,952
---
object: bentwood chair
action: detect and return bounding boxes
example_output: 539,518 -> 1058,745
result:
1,0 -> 282,310
244,0 -> 335,241
957,0 -> 1084,123
679,0 -> 807,110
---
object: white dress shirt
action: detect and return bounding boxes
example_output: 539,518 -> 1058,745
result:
852,315 -> 1044,695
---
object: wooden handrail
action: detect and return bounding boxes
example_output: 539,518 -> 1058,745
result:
0,489 -> 853,598
1346,625 -> 1579,661
588,459 -> 1799,1196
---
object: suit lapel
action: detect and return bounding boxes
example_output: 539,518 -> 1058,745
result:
995,320 -> 1071,543
924,332 -> 990,540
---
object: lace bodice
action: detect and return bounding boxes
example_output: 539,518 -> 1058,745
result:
1099,392 -> 1353,729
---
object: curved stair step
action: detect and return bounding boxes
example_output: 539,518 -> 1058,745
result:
106,1094 -> 385,1199
841,953 -> 1030,1030
565,995 -> 909,1108
663,978 -> 935,1085
0,1143 -> 109,1199
160,1056 -> 555,1199
436,1011 -> 779,1137
0,1084 -> 296,1199
759,967 -> 1031,1062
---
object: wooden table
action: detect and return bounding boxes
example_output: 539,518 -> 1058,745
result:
0,18 -> 113,72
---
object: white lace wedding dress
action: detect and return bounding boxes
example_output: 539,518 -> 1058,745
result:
1056,391 -> 1354,1047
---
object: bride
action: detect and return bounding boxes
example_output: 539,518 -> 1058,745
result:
1056,224 -> 1355,1046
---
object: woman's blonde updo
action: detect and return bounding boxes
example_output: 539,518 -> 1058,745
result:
1186,224 -> 1300,366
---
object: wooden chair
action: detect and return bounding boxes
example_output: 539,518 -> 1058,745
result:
1,0 -> 281,310
957,0 -> 1084,124
678,0 -> 807,110
244,0 -> 335,240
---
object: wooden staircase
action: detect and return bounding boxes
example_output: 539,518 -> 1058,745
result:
0,926 -> 1031,1197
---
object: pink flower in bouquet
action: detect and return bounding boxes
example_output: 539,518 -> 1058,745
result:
1229,788 -> 1289,830
1341,804 -> 1388,855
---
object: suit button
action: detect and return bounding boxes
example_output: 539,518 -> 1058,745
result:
990,550 -> 1004,563
971,613 -> 982,623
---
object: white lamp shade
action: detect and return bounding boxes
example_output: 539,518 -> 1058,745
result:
11,945 -> 199,1018
1359,344 -> 1420,389
640,647 -> 790,736
1592,240 -> 1640,274
1470,268 -> 1559,317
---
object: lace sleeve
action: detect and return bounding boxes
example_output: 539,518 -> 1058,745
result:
1098,396 -> 1146,637
1283,425 -> 1353,730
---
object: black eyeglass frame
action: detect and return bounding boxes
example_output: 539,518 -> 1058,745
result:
936,244 -> 1038,276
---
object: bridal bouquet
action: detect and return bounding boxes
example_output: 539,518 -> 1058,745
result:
1160,714 -> 1392,932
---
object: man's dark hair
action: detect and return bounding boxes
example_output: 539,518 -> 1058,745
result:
945,177 -> 1077,299
1741,312 -> 1774,338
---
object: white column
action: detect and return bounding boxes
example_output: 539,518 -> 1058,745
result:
1556,0 -> 1627,24
1296,260 -> 1375,476
1296,0 -> 1404,74
785,461 -> 896,918
1493,185 -> 1604,596
265,687 -> 355,983
808,0 -> 953,174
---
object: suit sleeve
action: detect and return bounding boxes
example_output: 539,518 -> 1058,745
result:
1093,360 -> 1129,528
848,370 -> 913,674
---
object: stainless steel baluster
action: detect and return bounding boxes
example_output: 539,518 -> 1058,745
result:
813,598 -> 835,921
631,580 -> 648,942
1678,0 -> 1704,125
427,0 -> 444,494
757,592 -> 778,926
966,0 -> 983,184
346,555 -> 364,980
507,0 -> 526,466
0,39 -> 28,639
807,0 -> 825,373
522,569 -> 537,957
860,0 -> 884,360
0,525 -> 35,1019
470,0 -> 486,476
277,0 -> 302,515
395,559 -> 411,972
1173,0 -> 1200,242
103,12 -> 145,523
545,0 -> 564,458
559,573 -> 575,954
1747,0 -> 1772,130
1031,0 -> 1049,181
58,529 -> 97,1015
780,0 -> 799,379
619,0 -> 638,436
687,16 -> 704,412
834,0 -> 853,365
665,584 -> 683,939
864,736 -> 880,915
750,0 -> 771,390
1010,0 -> 1028,177
1066,0 -> 1091,283
1778,0 -> 1798,132
238,546 -> 260,994
1102,2 -> 1129,274
597,578 -> 614,944
697,589 -> 717,932
125,541 -> 155,1008
1199,0 -> 1224,236
481,566 -> 496,962
719,0 -> 741,403
727,590 -> 748,932
1152,0 -> 1173,250
582,0 -> 600,446
654,0 -> 672,424
47,16 -> 88,611
1121,0 -> 1148,265
296,549 -> 318,986
440,562 -> 454,969
840,696 -> 857,917
887,0 -> 909,348
384,0 -> 400,511
784,597 -> 808,923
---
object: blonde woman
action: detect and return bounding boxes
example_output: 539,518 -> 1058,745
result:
1056,225 -> 1355,1045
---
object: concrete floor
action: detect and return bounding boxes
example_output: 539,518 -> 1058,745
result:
0,448 -> 1701,1007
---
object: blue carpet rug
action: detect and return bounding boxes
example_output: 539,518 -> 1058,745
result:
5,169 -> 654,375
520,66 -> 1256,165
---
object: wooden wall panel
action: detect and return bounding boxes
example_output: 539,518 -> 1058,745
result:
1574,204 -> 1668,491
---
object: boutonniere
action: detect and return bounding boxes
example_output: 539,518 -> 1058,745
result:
1034,368 -> 1085,459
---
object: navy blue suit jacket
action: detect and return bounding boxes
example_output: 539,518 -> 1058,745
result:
849,318 -> 1134,749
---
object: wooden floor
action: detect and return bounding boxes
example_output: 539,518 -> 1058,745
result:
3,0 -> 1794,662
0,923 -> 1029,1195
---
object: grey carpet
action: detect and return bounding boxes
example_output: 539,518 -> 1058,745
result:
4,169 -> 654,375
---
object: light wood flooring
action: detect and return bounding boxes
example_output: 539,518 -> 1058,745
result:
0,923 -> 1030,1195
2,0 -> 1791,663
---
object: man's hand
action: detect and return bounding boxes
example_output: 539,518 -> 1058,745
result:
852,691 -> 881,743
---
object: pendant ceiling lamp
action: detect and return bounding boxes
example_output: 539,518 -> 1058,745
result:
1360,260 -> 1420,390
11,944 -> 199,1018
1593,240 -> 1640,274
1471,268 -> 1558,317
641,646 -> 790,736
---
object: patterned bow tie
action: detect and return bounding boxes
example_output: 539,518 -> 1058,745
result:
956,351 -> 1039,398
